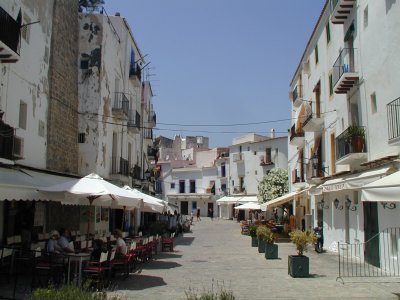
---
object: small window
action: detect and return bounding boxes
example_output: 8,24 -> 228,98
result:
179,180 -> 185,193
247,147 -> 250,151
265,148 -> 272,163
364,6 -> 368,29
315,45 -> 319,65
38,120 -> 45,137
80,59 -> 89,69
78,133 -> 86,143
326,22 -> 331,44
329,73 -> 334,95
19,101 -> 27,130
255,170 -> 257,175
253,151 -> 256,155
170,182 -> 175,189
190,180 -> 196,193
370,92 -> 377,114
221,184 -> 226,192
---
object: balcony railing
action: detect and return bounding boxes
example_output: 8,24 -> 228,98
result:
292,85 -> 303,106
113,92 -> 129,116
232,153 -> 243,162
143,128 -> 153,140
148,110 -> 156,126
128,110 -> 140,130
0,7 -> 21,56
147,146 -> 157,157
129,63 -> 141,81
336,126 -> 367,161
131,164 -> 141,180
289,124 -> 304,141
111,156 -> 130,177
387,97 -> 400,142
332,48 -> 359,94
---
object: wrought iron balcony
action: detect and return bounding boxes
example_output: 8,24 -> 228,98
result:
336,125 -> 368,164
110,156 -> 130,177
331,0 -> 356,25
112,92 -> 129,117
127,110 -> 141,133
387,97 -> 400,144
302,112 -> 324,132
289,124 -> 304,147
0,6 -> 20,63
148,110 -> 156,127
291,85 -> 303,107
129,63 -> 141,84
333,48 -> 359,94
143,128 -> 153,140
147,146 -> 158,158
0,121 -> 23,160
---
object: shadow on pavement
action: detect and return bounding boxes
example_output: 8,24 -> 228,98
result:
115,274 -> 167,290
156,252 -> 183,259
143,260 -> 182,270
176,236 -> 195,246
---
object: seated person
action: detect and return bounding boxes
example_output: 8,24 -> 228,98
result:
91,239 -> 107,261
114,229 -> 127,257
57,228 -> 74,254
47,230 -> 62,254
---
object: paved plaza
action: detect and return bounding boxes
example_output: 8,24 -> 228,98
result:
113,218 -> 400,299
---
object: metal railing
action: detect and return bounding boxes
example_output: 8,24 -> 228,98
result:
113,92 -> 129,116
338,228 -> 400,282
148,110 -> 156,125
292,85 -> 302,104
289,124 -> 304,141
0,7 -> 21,55
336,126 -> 367,160
143,128 -> 153,140
332,48 -> 358,87
387,97 -> 400,142
128,110 -> 141,129
111,156 -> 130,176
129,63 -> 141,81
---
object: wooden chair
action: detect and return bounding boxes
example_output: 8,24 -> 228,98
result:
83,251 -> 109,289
162,232 -> 175,252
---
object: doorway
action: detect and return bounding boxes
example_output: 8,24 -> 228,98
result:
181,201 -> 188,215
363,202 -> 380,267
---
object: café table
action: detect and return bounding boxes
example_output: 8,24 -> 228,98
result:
65,252 -> 91,286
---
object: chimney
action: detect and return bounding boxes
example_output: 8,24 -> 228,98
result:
271,128 -> 276,138
115,12 -> 121,16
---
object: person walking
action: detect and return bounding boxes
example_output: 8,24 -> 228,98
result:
209,208 -> 213,221
197,208 -> 201,221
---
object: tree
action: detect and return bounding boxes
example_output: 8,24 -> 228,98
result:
79,0 -> 105,12
257,168 -> 288,203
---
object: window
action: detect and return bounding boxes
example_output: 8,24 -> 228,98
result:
370,92 -> 377,114
326,22 -> 331,44
190,180 -> 196,193
170,182 -> 175,189
179,180 -> 185,193
80,59 -> 89,69
364,6 -> 368,29
192,201 -> 197,210
329,73 -> 334,96
19,101 -> 27,130
221,163 -> 226,177
221,184 -> 226,193
315,45 -> 319,64
38,120 -> 45,137
265,148 -> 272,163
78,133 -> 85,143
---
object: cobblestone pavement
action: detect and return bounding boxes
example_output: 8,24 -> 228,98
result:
113,218 -> 400,300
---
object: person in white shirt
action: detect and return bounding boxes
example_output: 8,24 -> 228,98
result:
57,228 -> 74,254
114,229 -> 127,256
47,230 -> 62,253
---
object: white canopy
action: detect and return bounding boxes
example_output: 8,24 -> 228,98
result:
234,202 -> 261,210
216,196 -> 239,205
237,196 -> 259,203
260,190 -> 305,210
123,186 -> 165,213
361,171 -> 400,203
38,173 -> 143,208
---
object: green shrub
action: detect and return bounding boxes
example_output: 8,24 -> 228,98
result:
185,281 -> 235,300
256,226 -> 275,244
289,230 -> 316,256
29,284 -> 121,300
249,225 -> 258,237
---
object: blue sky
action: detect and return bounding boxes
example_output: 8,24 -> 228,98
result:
105,1 -> 326,148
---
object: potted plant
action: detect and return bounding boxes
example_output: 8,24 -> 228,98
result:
263,227 -> 278,259
256,226 -> 267,253
288,230 -> 316,277
249,225 -> 258,247
346,125 -> 365,153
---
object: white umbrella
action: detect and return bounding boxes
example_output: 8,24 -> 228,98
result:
123,186 -> 165,213
38,173 -> 143,236
234,202 -> 261,210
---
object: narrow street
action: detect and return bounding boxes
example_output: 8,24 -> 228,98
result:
113,219 -> 400,299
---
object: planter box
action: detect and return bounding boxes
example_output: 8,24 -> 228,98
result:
288,255 -> 309,277
265,243 -> 278,259
258,239 -> 265,253
251,236 -> 258,247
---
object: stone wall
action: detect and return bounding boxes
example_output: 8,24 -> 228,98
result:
47,0 -> 79,174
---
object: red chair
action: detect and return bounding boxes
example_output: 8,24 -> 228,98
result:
162,232 -> 175,252
82,251 -> 109,289
112,242 -> 137,278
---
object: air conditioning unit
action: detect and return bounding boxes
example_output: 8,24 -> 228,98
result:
13,136 -> 24,158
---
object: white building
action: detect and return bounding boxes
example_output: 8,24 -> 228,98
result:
287,0 -> 400,269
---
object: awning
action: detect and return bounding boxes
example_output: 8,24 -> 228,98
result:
237,196 -> 258,203
261,190 -> 305,210
216,196 -> 239,205
234,202 -> 261,210
322,167 -> 395,193
361,171 -> 400,202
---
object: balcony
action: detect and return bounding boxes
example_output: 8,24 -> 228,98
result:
305,162 -> 324,185
129,63 -> 141,87
331,0 -> 356,25
110,156 -> 130,177
112,92 -> 129,118
260,155 -> 273,166
148,110 -> 156,128
0,121 -> 23,160
147,146 -> 158,158
143,128 -> 153,140
291,168 -> 307,189
131,164 -> 141,180
291,85 -> 303,108
333,48 -> 359,94
336,126 -> 368,165
289,124 -> 304,147
302,112 -> 324,132
0,7 -> 20,63
232,153 -> 243,162
387,97 -> 400,145
127,110 -> 140,133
